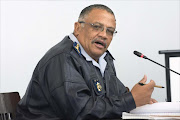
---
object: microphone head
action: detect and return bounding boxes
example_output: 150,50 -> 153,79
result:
134,51 -> 142,57
134,51 -> 147,59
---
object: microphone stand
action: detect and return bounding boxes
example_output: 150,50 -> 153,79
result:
146,57 -> 180,75
134,51 -> 180,76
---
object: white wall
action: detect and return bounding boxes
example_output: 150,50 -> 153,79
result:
1,0 -> 180,102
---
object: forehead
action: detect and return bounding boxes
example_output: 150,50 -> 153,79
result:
85,9 -> 116,28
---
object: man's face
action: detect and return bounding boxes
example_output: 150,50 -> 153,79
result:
75,9 -> 116,61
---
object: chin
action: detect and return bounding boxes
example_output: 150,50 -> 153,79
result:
94,52 -> 105,58
91,49 -> 106,58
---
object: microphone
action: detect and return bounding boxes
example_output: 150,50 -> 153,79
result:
134,51 -> 147,59
134,51 -> 180,75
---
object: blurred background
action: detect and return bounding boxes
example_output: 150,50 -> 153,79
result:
1,0 -> 180,102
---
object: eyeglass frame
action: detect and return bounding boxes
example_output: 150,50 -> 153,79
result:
78,21 -> 117,36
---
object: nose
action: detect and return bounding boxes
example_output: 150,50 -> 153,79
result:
98,28 -> 108,39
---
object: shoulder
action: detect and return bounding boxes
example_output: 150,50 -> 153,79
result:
37,36 -> 75,69
46,36 -> 73,56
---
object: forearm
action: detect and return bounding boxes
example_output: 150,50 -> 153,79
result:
51,82 -> 136,120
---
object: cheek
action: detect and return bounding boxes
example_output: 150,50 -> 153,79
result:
86,35 -> 95,46
84,30 -> 94,42
84,37 -> 93,50
106,39 -> 112,48
83,32 -> 92,45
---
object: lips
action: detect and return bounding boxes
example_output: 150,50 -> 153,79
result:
92,39 -> 107,49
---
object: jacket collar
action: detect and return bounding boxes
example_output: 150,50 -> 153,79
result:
69,33 -> 108,77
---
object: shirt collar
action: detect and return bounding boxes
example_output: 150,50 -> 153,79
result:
69,33 -> 107,77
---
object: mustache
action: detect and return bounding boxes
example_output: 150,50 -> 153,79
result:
91,38 -> 107,48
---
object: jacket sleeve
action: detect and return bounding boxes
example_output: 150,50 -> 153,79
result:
40,53 -> 136,120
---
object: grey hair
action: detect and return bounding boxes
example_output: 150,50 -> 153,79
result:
78,4 -> 115,22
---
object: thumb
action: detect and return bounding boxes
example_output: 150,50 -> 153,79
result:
139,75 -> 147,83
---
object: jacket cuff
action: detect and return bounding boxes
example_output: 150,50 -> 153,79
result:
123,92 -> 136,112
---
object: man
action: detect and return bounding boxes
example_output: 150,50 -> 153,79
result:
16,4 -> 156,120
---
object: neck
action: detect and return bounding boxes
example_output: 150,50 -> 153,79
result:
95,59 -> 99,63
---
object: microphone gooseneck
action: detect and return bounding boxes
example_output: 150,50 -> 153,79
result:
134,51 -> 180,75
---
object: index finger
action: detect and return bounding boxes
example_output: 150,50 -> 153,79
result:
146,80 -> 156,88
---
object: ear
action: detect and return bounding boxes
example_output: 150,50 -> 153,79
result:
74,22 -> 81,37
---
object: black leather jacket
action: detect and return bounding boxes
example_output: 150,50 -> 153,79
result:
15,36 -> 136,120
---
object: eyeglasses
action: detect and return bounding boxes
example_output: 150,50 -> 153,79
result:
79,21 -> 117,36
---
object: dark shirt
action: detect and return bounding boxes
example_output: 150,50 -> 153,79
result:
15,36 -> 136,120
